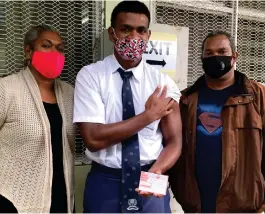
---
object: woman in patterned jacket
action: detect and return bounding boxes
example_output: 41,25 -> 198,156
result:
0,25 -> 76,213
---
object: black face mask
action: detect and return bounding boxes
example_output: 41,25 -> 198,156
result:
202,56 -> 233,79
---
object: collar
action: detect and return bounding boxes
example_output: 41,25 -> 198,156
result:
182,70 -> 254,97
110,54 -> 143,82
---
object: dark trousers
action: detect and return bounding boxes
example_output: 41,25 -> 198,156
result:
83,162 -> 171,213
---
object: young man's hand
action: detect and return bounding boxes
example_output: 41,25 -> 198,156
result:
145,85 -> 174,121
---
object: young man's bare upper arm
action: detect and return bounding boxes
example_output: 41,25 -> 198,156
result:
160,101 -> 182,146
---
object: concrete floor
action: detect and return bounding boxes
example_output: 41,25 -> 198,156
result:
169,188 -> 184,213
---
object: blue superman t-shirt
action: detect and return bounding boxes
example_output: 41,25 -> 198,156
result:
195,82 -> 235,213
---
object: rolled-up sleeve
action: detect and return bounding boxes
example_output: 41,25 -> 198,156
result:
73,66 -> 105,124
164,75 -> 181,103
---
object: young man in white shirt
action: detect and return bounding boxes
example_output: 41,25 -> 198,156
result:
74,1 -> 182,213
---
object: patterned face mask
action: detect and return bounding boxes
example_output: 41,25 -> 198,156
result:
113,28 -> 148,61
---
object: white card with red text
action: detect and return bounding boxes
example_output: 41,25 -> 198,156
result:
138,171 -> 168,195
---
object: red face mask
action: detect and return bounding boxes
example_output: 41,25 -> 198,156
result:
31,51 -> 65,79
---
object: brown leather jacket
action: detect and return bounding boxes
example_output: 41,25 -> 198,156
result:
169,71 -> 265,212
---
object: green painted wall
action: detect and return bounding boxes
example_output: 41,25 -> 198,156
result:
74,165 -> 91,213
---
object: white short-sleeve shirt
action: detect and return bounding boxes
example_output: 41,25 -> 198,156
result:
73,55 -> 181,168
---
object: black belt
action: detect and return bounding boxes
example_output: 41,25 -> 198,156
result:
91,161 -> 154,177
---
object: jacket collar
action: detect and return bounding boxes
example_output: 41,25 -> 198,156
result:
182,70 -> 254,97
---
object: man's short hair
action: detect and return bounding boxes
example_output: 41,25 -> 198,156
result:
111,1 -> 151,27
201,31 -> 236,54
